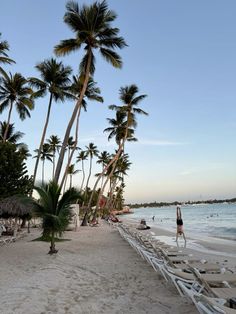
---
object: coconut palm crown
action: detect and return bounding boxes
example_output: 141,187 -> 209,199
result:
33,181 -> 82,254
54,0 -> 127,74
0,34 -> 15,78
0,72 -> 34,142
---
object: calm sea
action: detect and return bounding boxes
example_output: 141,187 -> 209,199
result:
126,203 -> 236,241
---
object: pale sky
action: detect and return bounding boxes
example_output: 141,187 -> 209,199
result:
1,0 -> 236,203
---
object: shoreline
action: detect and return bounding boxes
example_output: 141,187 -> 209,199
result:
120,216 -> 236,272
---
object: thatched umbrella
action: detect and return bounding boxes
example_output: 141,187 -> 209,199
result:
0,195 -> 32,219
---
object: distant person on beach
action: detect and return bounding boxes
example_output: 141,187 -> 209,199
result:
152,216 -> 155,221
176,206 -> 186,243
137,219 -> 151,230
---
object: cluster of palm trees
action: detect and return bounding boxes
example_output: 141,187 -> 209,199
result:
0,1 -> 149,249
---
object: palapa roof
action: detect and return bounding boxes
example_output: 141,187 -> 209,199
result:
0,195 -> 32,218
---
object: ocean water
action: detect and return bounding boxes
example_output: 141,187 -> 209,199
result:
126,203 -> 236,241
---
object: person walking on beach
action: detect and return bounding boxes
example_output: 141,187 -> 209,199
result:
176,206 -> 186,244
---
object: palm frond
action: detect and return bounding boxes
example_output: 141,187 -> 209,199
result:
100,48 -> 122,68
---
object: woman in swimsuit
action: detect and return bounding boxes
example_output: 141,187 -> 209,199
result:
176,206 -> 186,243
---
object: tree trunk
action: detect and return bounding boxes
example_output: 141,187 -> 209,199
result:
33,94 -> 53,186
83,155 -> 92,203
106,178 -> 118,210
70,174 -> 72,189
52,152 -> 55,179
54,51 -> 92,183
3,101 -> 13,142
113,181 -> 123,210
81,159 -> 85,190
48,232 -> 57,254
42,159 -> 45,185
60,107 -> 81,190
63,148 -> 70,193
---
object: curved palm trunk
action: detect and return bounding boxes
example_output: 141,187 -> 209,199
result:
106,178 -> 118,210
3,100 -> 13,142
95,158 -> 118,211
81,159 -> 85,190
54,51 -> 92,183
33,94 -> 53,186
70,174 -> 72,189
60,107 -> 81,190
83,156 -> 92,203
52,152 -> 56,179
42,159 -> 45,185
81,151 -> 119,226
101,164 -> 105,188
87,125 -> 130,222
113,180 -> 124,210
82,150 -> 121,226
63,148 -> 70,193
86,141 -> 123,211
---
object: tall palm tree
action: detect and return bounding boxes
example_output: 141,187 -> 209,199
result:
0,72 -> 34,142
54,0 -> 126,182
28,58 -> 72,185
0,33 -> 15,78
76,150 -> 88,190
87,85 -> 147,218
0,121 -> 24,145
34,143 -> 53,184
106,153 -> 131,210
18,146 -> 31,160
32,181 -> 81,254
84,142 -> 99,193
87,107 -> 136,212
47,135 -> 61,178
0,121 -> 30,158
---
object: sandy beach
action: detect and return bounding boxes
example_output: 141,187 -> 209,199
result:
0,222 -> 197,314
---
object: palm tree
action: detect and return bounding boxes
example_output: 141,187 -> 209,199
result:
28,58 -> 72,185
113,182 -> 125,210
67,164 -> 80,188
87,85 -> 147,218
47,135 -> 61,178
18,146 -> 31,160
0,121 -> 30,159
0,33 -> 15,78
106,153 -> 131,210
87,108 -> 135,212
84,142 -> 99,193
0,72 -> 34,142
0,121 -> 24,145
54,0 -> 126,183
32,181 -> 81,254
76,150 -> 88,190
34,143 -> 53,184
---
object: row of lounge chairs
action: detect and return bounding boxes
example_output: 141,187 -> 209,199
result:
116,223 -> 236,314
0,230 -> 27,246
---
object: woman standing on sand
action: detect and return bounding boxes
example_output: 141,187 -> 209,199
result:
176,206 -> 186,243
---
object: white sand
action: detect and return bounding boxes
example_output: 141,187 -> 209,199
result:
0,222 -> 197,314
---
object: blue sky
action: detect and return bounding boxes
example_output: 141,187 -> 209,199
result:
1,0 -> 236,203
